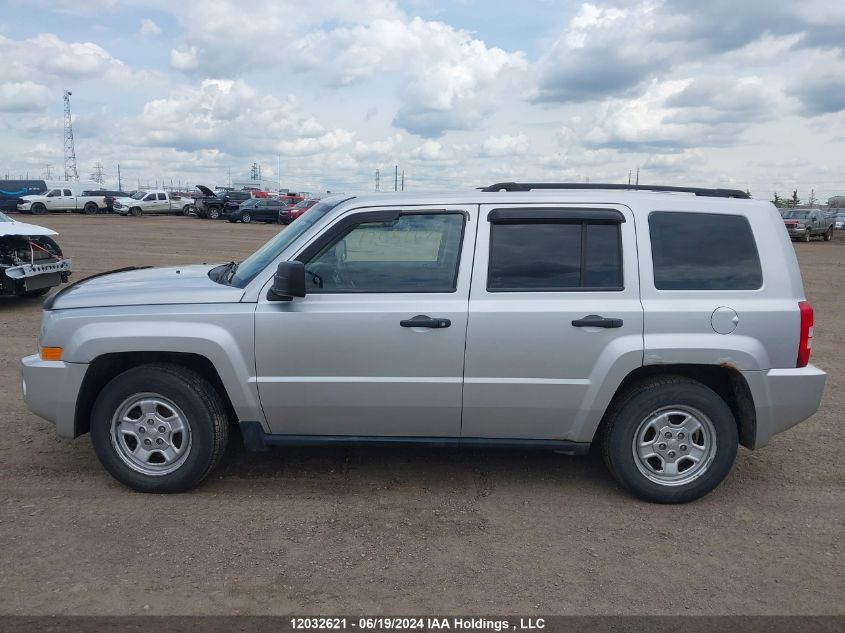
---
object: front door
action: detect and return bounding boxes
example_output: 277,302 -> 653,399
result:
461,203 -> 644,441
254,205 -> 476,437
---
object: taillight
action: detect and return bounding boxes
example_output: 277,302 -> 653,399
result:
797,301 -> 814,367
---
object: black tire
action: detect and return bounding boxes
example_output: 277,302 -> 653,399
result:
803,229 -> 811,242
824,227 -> 833,241
17,287 -> 50,298
129,207 -> 143,217
241,211 -> 252,224
182,205 -> 195,216
208,207 -> 220,220
31,202 -> 47,215
600,376 -> 738,503
83,202 -> 99,215
90,363 -> 229,493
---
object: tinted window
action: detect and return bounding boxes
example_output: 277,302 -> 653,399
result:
649,212 -> 762,290
63,189 -> 72,196
157,193 -> 167,200
304,213 -> 465,293
488,222 -> 622,291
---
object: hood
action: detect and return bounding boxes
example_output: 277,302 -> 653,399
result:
48,264 -> 245,310
195,185 -> 217,197
0,218 -> 57,238
112,196 -> 135,205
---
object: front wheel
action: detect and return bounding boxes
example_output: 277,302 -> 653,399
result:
208,208 -> 221,220
241,211 -> 252,224
803,229 -> 811,242
600,377 -> 738,503
824,227 -> 833,241
90,363 -> 229,493
129,207 -> 143,217
31,202 -> 47,215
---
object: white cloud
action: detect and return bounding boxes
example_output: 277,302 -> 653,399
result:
0,82 -> 52,112
139,19 -> 162,37
170,46 -> 198,71
482,133 -> 529,157
0,33 -> 129,83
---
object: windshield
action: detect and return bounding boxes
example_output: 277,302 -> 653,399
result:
783,210 -> 810,219
131,191 -> 147,200
293,200 -> 311,208
0,211 -> 12,222
228,197 -> 350,288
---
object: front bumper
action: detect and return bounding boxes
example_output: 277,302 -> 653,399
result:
786,226 -> 808,238
742,364 -> 826,448
20,355 -> 89,438
16,202 -> 32,212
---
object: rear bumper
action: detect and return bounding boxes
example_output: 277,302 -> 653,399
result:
742,365 -> 826,448
20,354 -> 89,438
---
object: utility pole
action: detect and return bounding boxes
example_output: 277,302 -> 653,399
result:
628,170 -> 632,185
43,164 -> 53,179
375,169 -> 380,192
401,170 -> 404,192
636,168 -> 639,186
63,90 -> 79,181
117,164 -> 122,191
394,165 -> 398,192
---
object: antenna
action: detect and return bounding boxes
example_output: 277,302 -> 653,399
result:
63,90 -> 79,181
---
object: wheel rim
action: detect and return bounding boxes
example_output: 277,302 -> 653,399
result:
110,393 -> 192,476
242,212 -> 251,223
631,405 -> 717,486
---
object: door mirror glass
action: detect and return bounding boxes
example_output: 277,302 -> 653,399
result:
267,261 -> 306,301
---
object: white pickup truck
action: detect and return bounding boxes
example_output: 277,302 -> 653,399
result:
17,186 -> 111,215
112,190 -> 196,217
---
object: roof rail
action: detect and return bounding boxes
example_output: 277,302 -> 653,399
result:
479,182 -> 751,199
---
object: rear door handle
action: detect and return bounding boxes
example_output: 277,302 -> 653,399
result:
571,315 -> 623,328
400,315 -> 451,329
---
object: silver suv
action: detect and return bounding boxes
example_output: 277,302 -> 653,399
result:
20,183 -> 826,502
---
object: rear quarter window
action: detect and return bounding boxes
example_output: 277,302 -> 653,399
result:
649,212 -> 763,290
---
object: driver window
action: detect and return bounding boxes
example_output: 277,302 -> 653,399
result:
47,189 -> 60,197
144,194 -> 155,201
304,212 -> 465,293
63,189 -> 72,196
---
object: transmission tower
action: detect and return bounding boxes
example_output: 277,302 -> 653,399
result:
63,90 -> 79,181
90,161 -> 105,184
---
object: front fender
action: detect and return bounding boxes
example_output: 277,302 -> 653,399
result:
54,306 -> 264,426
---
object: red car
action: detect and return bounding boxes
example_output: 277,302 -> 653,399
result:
279,198 -> 318,224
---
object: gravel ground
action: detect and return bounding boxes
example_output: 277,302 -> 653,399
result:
1,214 -> 843,615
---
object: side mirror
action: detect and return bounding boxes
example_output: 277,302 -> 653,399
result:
267,261 -> 306,302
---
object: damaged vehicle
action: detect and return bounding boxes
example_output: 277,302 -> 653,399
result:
1,211 -> 72,298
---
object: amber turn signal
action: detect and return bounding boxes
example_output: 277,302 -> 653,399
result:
40,347 -> 63,361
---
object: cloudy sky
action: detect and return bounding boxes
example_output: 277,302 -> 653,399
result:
1,0 -> 844,200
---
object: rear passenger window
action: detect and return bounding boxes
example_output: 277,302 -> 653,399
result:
488,219 -> 623,291
649,212 -> 762,290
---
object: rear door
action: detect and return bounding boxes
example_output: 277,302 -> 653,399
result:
462,203 -> 644,441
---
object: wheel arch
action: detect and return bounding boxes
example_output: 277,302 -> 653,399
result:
595,364 -> 756,449
74,351 -> 238,437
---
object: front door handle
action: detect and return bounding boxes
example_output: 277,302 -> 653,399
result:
400,315 -> 451,329
571,315 -> 623,328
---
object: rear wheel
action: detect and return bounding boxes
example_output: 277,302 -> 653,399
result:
182,205 -> 195,216
83,202 -> 99,215
601,377 -> 738,503
31,202 -> 47,215
90,363 -> 229,493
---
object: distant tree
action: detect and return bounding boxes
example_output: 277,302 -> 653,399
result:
790,189 -> 801,208
772,192 -> 784,207
746,189 -> 751,197
808,189 -> 817,207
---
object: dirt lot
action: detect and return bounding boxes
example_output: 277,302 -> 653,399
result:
1,214 -> 843,615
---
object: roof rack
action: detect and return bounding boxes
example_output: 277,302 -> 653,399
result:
479,182 -> 751,199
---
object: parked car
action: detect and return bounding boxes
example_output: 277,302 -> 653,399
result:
223,198 -> 283,224
279,198 -> 319,224
82,190 -> 128,213
113,190 -> 196,217
193,186 -> 253,219
17,185 -> 113,215
782,209 -> 834,242
1,211 -> 72,297
834,213 -> 845,230
20,183 -> 826,502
